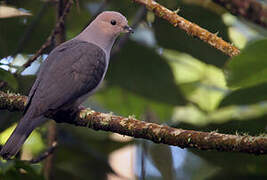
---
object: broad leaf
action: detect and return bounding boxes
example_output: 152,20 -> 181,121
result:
172,103 -> 267,131
220,83 -> 267,107
225,39 -> 267,88
163,49 -> 227,111
93,86 -> 174,122
0,68 -> 18,90
107,40 -> 185,106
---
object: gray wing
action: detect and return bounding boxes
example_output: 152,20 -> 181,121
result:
24,40 -> 106,117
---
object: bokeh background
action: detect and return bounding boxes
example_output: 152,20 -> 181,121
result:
0,0 -> 267,179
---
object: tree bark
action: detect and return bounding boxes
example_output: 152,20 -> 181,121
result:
1,91 -> 267,155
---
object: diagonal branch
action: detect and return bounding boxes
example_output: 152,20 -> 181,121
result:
12,2 -> 50,56
29,141 -> 58,164
212,0 -> 267,28
16,0 -> 73,75
0,91 -> 267,155
132,0 -> 240,57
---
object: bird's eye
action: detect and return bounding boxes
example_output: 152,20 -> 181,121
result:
110,20 -> 116,25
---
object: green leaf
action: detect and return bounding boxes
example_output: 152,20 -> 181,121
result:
0,68 -> 18,90
172,103 -> 267,130
154,4 -> 230,67
220,83 -> 267,107
107,40 -> 185,106
225,39 -> 267,88
163,49 -> 227,111
93,86 -> 173,122
0,160 -> 14,174
0,160 -> 44,180
16,75 -> 36,94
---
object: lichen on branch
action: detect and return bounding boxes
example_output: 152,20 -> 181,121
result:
132,0 -> 240,57
1,91 -> 267,155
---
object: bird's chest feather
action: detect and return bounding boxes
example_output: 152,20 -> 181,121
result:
27,41 -> 108,114
68,54 -> 107,107
72,52 -> 106,82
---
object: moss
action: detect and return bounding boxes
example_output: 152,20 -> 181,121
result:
100,113 -> 112,126
119,118 -> 128,127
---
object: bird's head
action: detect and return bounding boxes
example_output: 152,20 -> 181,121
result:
93,11 -> 133,37
76,11 -> 133,54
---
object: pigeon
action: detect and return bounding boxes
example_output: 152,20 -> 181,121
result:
0,11 -> 133,159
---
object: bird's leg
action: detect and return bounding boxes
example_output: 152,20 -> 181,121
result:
48,106 -> 80,123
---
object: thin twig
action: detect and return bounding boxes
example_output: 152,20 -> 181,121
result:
16,0 -> 73,75
132,0 -> 240,57
212,0 -> 267,28
29,141 -> 58,164
1,91 -> 267,155
12,2 -> 50,56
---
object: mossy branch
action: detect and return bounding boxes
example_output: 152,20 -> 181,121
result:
1,91 -> 267,155
132,0 -> 240,57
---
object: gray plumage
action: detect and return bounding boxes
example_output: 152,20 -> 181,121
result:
0,40 -> 106,159
0,11 -> 132,159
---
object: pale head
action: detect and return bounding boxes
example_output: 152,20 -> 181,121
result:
93,11 -> 133,36
76,11 -> 132,56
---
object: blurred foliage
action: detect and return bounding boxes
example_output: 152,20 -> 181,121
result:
107,40 -> 186,106
163,49 -> 227,111
94,86 -> 174,121
0,160 -> 43,180
0,0 -> 267,179
220,83 -> 267,106
225,39 -> 267,89
0,69 -> 18,90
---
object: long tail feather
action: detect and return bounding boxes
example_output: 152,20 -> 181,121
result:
0,115 -> 45,159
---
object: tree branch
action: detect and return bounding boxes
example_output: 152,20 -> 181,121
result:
29,141 -> 57,164
132,0 -> 240,57
1,91 -> 267,155
212,0 -> 267,28
16,0 -> 73,75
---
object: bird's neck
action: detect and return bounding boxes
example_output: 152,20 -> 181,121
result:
75,25 -> 116,57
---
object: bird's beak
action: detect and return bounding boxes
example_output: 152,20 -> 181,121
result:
123,25 -> 134,33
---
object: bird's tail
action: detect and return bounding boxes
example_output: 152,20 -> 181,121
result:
0,114 -> 45,159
